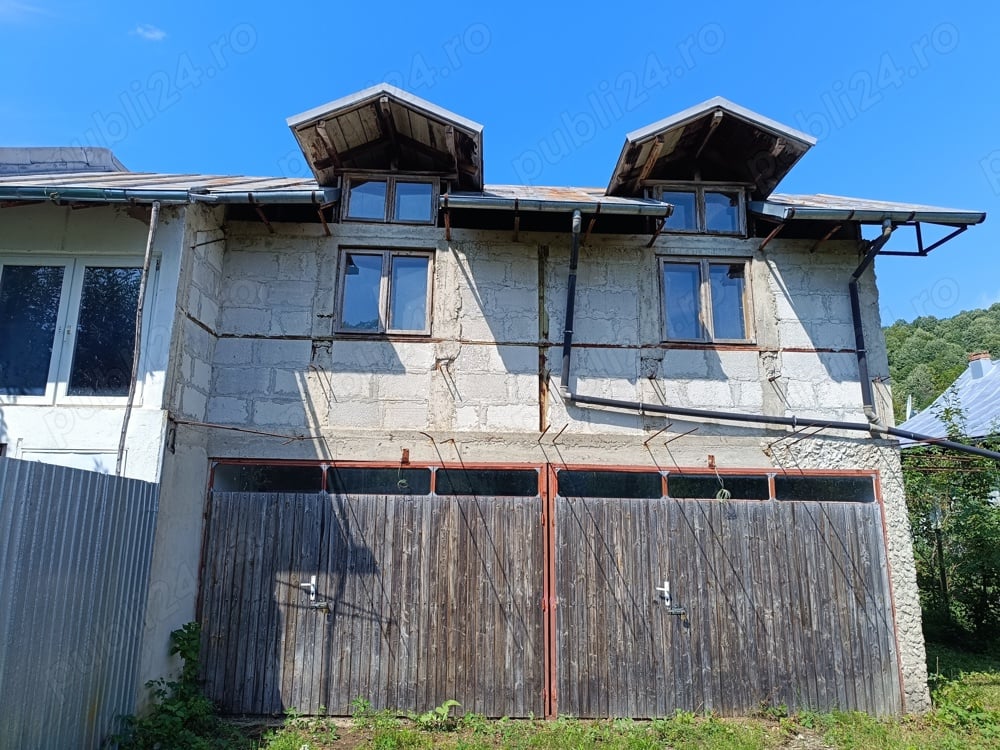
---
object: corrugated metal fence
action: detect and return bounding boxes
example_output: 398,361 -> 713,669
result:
0,457 -> 160,749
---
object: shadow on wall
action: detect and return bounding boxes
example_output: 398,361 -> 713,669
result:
768,245 -> 872,385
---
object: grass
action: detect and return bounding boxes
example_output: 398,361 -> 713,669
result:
234,641 -> 1000,749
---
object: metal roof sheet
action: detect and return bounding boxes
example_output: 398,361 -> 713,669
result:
897,358 -> 1000,443
0,171 -> 336,204
0,146 -> 127,175
751,193 -> 986,225
0,171 -> 317,191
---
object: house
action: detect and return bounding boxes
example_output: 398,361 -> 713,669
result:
0,86 -> 988,719
898,351 -> 1000,441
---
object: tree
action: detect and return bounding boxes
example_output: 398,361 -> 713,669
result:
902,395 -> 1000,644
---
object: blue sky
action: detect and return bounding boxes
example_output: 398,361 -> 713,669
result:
2,1 -> 998,325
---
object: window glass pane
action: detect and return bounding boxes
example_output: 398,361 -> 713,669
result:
347,179 -> 387,220
394,182 -> 434,222
667,473 -> 770,500
435,468 -> 539,496
557,470 -> 662,499
709,263 -> 747,340
704,191 -> 741,233
341,253 -> 383,331
662,191 -> 697,230
214,464 -> 323,492
68,266 -> 140,396
0,265 -> 64,396
389,255 -> 429,331
774,475 -> 875,503
328,467 -> 431,495
662,262 -> 702,339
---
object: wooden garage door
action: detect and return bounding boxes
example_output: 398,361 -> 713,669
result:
199,488 -> 544,717
552,486 -> 902,717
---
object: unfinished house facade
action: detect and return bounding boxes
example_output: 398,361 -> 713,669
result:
0,87 -> 987,719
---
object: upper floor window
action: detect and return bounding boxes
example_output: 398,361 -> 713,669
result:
659,257 -> 752,343
651,184 -> 746,235
336,248 -> 433,335
0,256 -> 153,404
343,175 -> 437,224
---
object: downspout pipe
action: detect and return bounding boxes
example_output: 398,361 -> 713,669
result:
116,200 -> 160,475
568,393 -> 1000,462
850,219 -> 894,427
559,210 -> 583,391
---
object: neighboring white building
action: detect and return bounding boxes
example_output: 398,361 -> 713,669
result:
898,351 -> 1000,441
0,87 -> 988,718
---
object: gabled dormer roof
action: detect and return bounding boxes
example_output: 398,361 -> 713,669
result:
287,84 -> 484,191
606,96 -> 816,199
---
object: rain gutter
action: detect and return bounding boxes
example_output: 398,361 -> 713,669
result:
0,186 -> 340,205
189,188 -> 340,205
440,193 -> 671,217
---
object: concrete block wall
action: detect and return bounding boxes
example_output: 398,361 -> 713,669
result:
206,224 -> 544,443
198,224 -> 889,447
165,204 -> 225,422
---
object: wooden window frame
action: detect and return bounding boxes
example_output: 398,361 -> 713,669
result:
657,255 -> 755,345
341,173 -> 439,225
647,182 -> 748,236
335,247 -> 435,336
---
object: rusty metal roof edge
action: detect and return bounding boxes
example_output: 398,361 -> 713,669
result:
286,82 -> 484,134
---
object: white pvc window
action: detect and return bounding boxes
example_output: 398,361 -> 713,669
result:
0,256 -> 155,405
337,249 -> 433,335
659,257 -> 752,343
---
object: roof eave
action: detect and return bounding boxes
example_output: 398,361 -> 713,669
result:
624,96 -> 817,147
286,83 -> 483,134
750,201 -> 987,226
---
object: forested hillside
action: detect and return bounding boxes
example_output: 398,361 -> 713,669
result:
884,303 -> 1000,421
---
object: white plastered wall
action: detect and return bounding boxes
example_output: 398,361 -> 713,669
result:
0,203 -> 187,481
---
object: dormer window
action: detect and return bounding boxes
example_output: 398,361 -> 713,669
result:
650,184 -> 746,235
343,174 -> 438,224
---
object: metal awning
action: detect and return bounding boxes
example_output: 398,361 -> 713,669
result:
287,83 -> 484,191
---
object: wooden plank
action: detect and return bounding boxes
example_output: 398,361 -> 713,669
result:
772,500 -> 809,712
